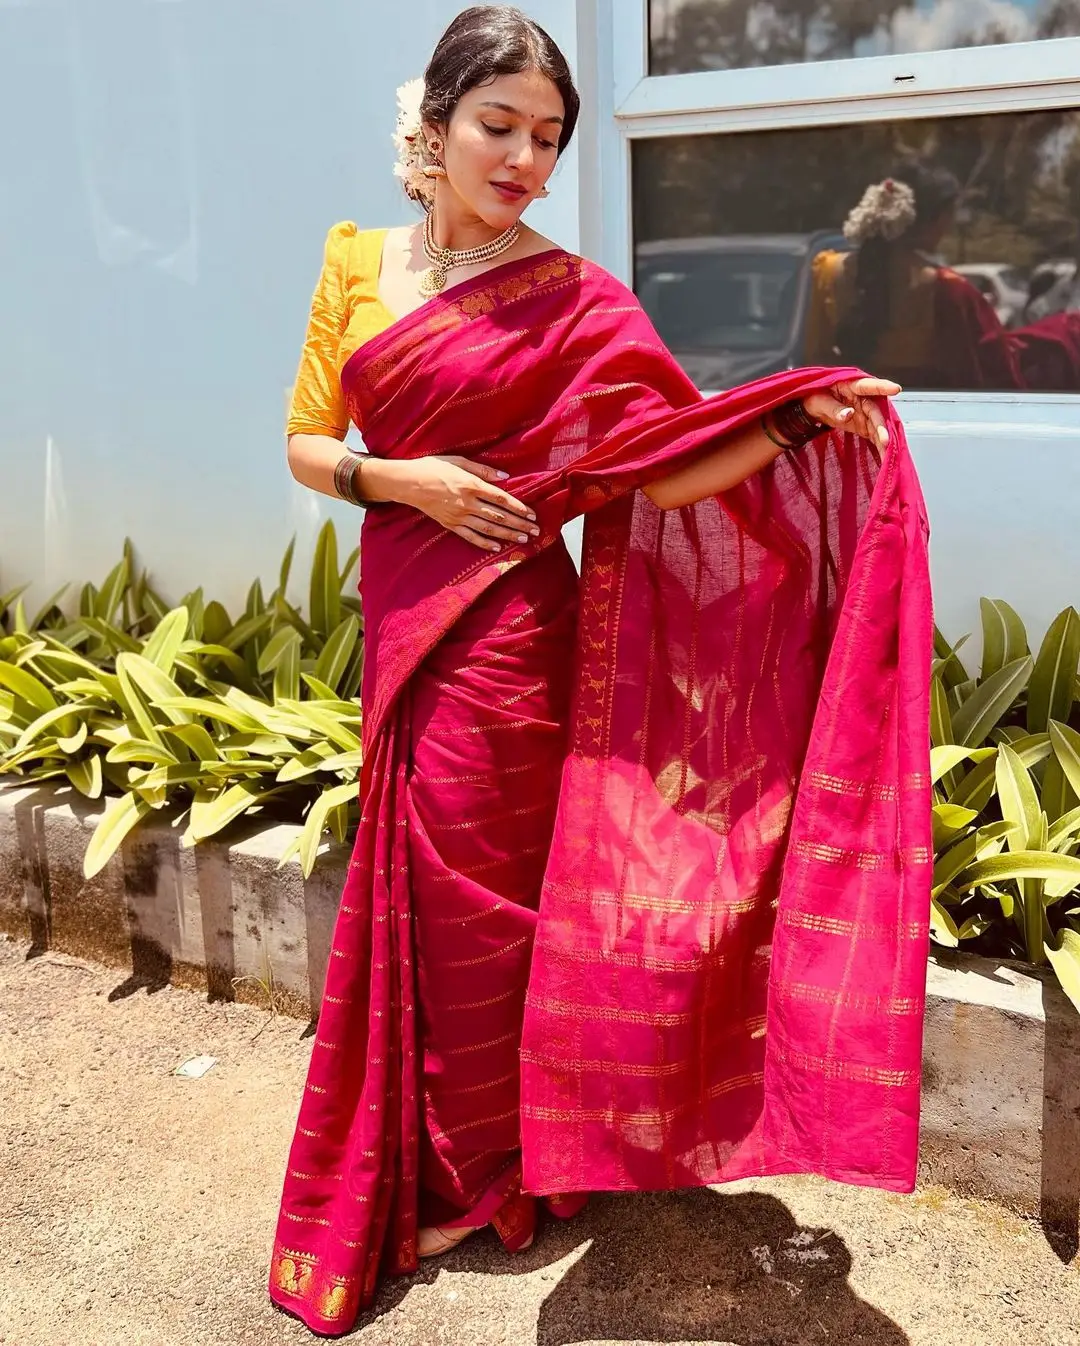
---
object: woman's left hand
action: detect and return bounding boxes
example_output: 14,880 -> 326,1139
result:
803,376 -> 902,449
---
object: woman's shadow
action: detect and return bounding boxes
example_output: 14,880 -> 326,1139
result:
365,1187 -> 909,1345
532,1188 -> 908,1346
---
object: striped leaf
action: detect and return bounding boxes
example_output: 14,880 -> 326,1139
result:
67,752 -> 103,799
956,851 -> 1080,892
930,676 -> 953,749
0,662 -> 57,714
995,744 -> 1040,851
310,520 -> 341,638
930,745 -> 994,785
295,779 -> 359,878
141,607 -> 190,674
313,615 -> 360,695
84,792 -> 153,879
952,656 -> 1033,748
1027,606 -> 1080,733
1049,720 -> 1080,800
1045,930 -> 1080,1014
980,598 -> 1028,682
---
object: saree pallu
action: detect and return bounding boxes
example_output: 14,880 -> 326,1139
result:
270,250 -> 932,1335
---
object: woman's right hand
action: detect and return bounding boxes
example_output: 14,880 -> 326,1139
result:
397,455 -> 540,552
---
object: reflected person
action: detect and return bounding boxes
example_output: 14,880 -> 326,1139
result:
805,163 -> 1022,390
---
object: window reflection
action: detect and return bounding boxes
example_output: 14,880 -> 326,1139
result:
649,0 -> 1080,73
632,111 -> 1080,392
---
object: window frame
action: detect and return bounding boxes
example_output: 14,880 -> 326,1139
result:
580,0 -> 1080,425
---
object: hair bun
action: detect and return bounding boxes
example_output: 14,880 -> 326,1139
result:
843,178 -> 918,245
392,77 -> 435,206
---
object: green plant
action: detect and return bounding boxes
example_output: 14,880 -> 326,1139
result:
0,527 -> 363,879
931,599 -> 1080,1012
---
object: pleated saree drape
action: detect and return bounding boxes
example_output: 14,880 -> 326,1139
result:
270,251 -> 932,1336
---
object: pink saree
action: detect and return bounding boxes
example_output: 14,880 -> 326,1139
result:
269,251 -> 932,1335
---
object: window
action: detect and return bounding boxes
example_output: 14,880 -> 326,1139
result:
588,1 -> 1080,410
633,109 -> 1080,393
649,0 -> 1080,74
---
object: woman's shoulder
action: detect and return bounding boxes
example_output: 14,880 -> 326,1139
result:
567,251 -> 637,304
318,220 -> 387,280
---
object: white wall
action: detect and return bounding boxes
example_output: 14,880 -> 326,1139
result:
2,0 -> 1075,648
0,0 -> 580,614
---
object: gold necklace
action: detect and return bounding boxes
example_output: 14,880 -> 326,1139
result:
419,211 -> 520,297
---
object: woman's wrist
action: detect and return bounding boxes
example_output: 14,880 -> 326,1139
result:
761,399 -> 822,452
333,454 -> 411,507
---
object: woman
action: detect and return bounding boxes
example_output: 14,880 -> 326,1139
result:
271,6 -> 931,1335
805,163 -> 1023,390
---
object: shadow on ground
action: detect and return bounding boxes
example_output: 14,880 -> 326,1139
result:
355,1187 -> 909,1345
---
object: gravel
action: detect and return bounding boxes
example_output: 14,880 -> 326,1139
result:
2,932 -> 1078,1346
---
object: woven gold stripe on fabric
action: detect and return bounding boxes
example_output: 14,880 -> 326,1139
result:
520,1050 -> 691,1079
793,840 -> 889,869
523,1075 -> 762,1127
569,382 -> 640,405
782,909 -> 925,940
440,1069 -> 519,1097
427,801 -> 551,831
547,882 -> 763,917
424,716 -> 537,738
445,1030 -> 519,1056
423,759 -> 546,786
443,934 -> 530,968
529,995 -> 695,1027
461,309 -> 579,355
775,1044 -> 918,1088
785,982 -> 922,1014
707,1071 -> 765,1098
541,943 -> 731,973
444,987 -> 521,1011
793,840 -> 931,870
806,771 -> 899,801
282,1211 -> 332,1226
437,1106 -> 519,1138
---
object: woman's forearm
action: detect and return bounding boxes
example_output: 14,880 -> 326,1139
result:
286,434 -> 415,505
642,419 -> 787,510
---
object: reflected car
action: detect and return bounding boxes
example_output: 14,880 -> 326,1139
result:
1024,260 -> 1080,322
634,232 -> 852,391
951,263 -> 1029,328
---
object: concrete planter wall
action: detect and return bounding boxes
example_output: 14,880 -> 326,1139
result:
1,780 -> 1077,1247
0,781 -> 347,1018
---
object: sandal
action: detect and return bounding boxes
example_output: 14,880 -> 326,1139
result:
418,1190 -> 536,1259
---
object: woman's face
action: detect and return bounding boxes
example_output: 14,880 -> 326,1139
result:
431,69 -> 565,229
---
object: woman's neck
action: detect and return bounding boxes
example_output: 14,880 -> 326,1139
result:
427,194 -> 515,252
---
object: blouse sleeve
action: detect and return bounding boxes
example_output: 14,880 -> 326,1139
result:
285,221 -> 357,439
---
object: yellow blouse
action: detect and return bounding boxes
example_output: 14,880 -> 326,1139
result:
285,222 -> 393,440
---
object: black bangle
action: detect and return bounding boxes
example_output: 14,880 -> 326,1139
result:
761,413 -> 792,450
770,399 -> 823,450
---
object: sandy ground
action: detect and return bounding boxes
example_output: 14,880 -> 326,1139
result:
2,933 -> 1078,1346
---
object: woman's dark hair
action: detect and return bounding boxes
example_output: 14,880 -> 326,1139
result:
834,162 -> 962,363
421,6 -> 580,155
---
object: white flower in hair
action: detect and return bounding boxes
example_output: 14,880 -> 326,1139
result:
843,178 -> 918,245
392,77 -> 433,203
